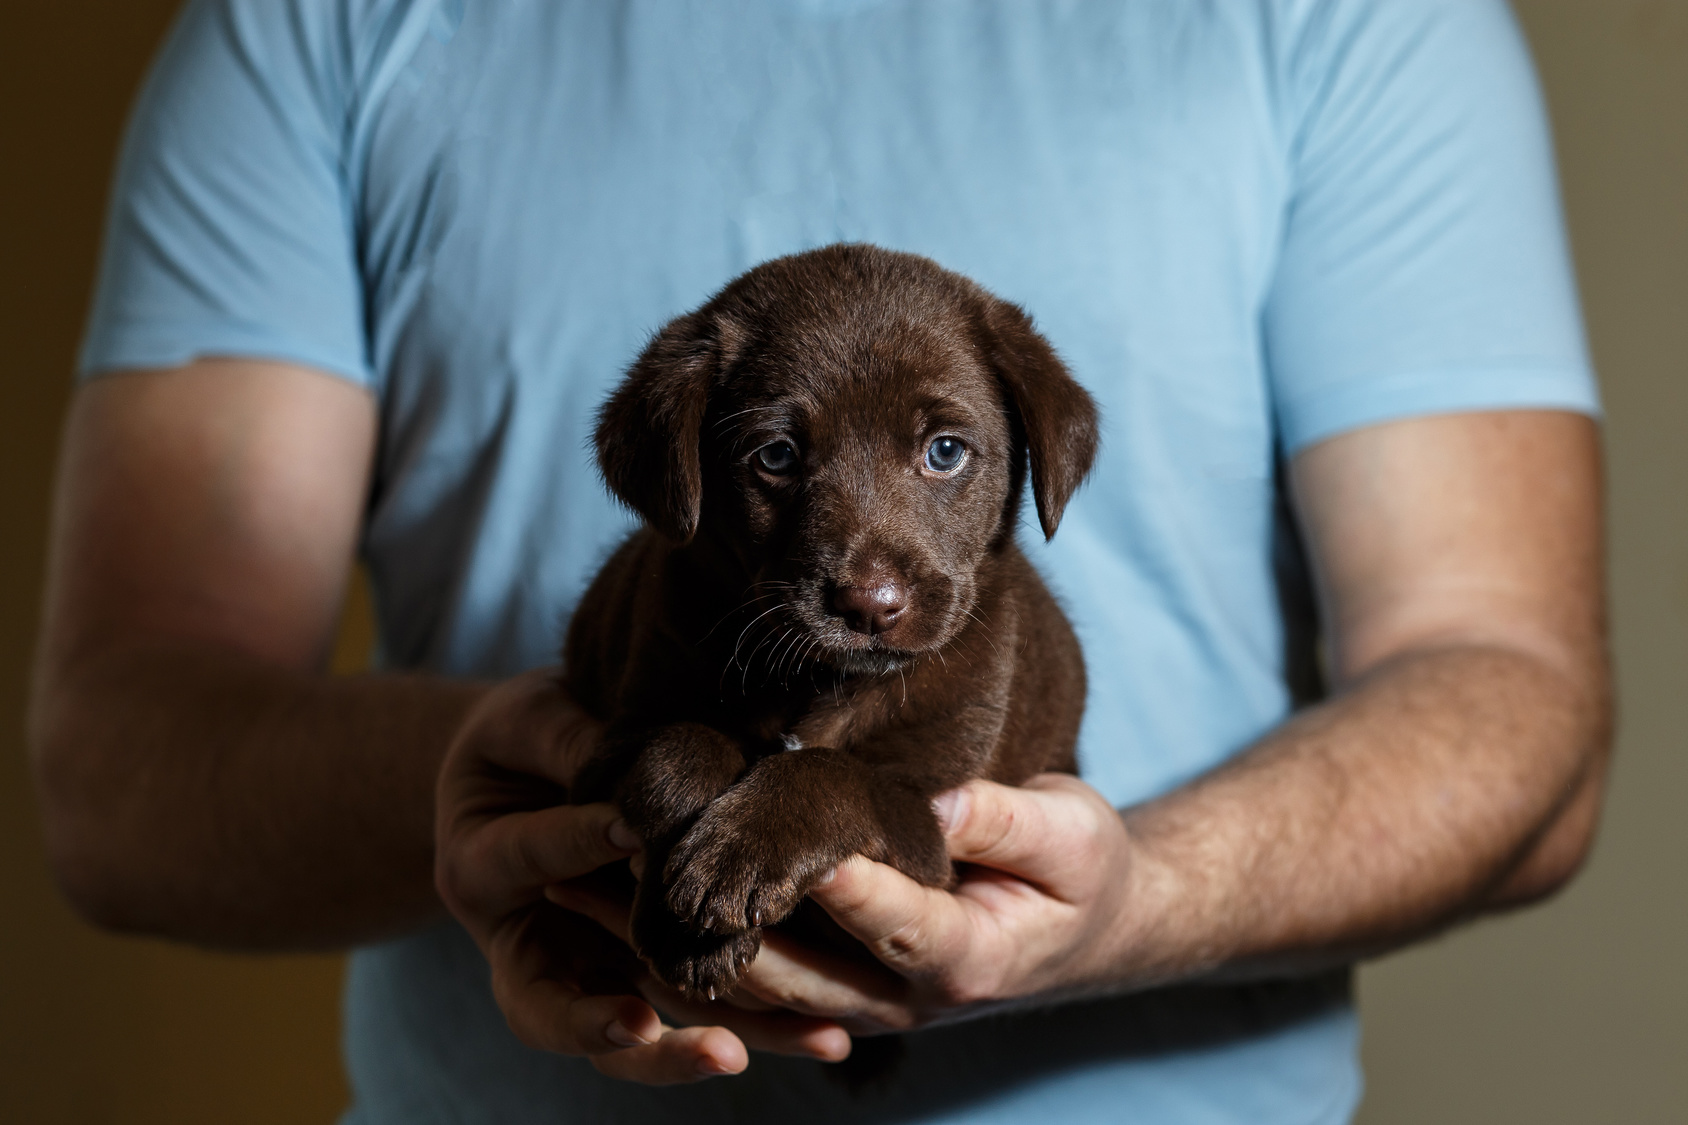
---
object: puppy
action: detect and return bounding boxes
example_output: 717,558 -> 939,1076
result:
567,244 -> 1099,1002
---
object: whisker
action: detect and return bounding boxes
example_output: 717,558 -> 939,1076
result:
777,627 -> 811,682
777,636 -> 799,690
765,629 -> 797,684
748,627 -> 792,691
699,589 -> 783,644
734,618 -> 789,696
961,607 -> 1005,660
730,602 -> 789,669
769,625 -> 800,689
741,630 -> 774,695
797,636 -> 820,678
775,633 -> 801,684
789,633 -> 822,684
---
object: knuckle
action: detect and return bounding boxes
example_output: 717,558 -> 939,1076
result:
747,977 -> 803,1013
1070,806 -> 1107,854
874,914 -> 930,966
973,795 -> 1018,855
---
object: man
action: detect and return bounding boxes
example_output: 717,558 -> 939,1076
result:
31,0 -> 1609,1121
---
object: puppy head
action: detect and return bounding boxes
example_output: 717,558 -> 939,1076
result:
596,244 -> 1098,672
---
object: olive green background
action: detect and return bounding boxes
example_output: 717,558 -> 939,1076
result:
2,2 -> 1682,1121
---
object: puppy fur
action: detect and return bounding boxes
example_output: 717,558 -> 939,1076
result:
567,244 -> 1099,1001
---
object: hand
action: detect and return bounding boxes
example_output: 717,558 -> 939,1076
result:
733,773 -> 1144,1034
435,669 -> 850,1083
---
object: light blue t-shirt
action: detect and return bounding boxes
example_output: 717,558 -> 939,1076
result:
82,1 -> 1597,1122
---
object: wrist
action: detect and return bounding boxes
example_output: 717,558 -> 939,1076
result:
1100,809 -> 1225,992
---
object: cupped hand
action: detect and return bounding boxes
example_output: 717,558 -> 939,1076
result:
737,773 -> 1148,1034
434,669 -> 850,1083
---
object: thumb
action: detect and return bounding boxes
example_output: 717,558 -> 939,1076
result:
805,855 -> 971,978
936,776 -> 1105,892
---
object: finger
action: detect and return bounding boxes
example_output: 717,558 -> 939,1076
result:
641,984 -> 853,1061
736,926 -> 922,1034
717,989 -> 777,1012
447,803 -> 636,913
802,856 -> 975,988
533,900 -> 853,1060
938,777 -> 1107,892
494,977 -> 663,1057
590,1024 -> 749,1083
541,884 -> 901,1047
540,894 -> 858,1058
544,878 -> 635,944
452,668 -> 603,783
488,803 -> 635,884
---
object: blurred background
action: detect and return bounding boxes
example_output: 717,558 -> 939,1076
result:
2,2 -> 1682,1121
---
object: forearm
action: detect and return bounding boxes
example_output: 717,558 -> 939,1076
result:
30,638 -> 486,949
1113,640 -> 1610,986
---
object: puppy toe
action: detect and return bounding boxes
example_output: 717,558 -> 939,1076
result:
650,930 -> 761,1000
746,878 -> 805,931
664,868 -> 707,925
666,846 -> 760,936
707,883 -> 760,935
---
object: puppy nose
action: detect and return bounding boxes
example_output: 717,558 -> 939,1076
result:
829,582 -> 909,636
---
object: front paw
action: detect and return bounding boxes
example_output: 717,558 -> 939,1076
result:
664,804 -> 841,937
632,888 -> 761,999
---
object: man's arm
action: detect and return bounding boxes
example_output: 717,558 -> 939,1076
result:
714,410 -> 1610,1024
29,359 -> 482,947
1120,408 -> 1609,978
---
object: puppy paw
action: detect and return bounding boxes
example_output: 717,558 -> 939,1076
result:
635,915 -> 762,1000
664,808 -> 839,936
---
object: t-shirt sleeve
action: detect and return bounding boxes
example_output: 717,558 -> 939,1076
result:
78,0 -> 369,384
1264,0 -> 1598,453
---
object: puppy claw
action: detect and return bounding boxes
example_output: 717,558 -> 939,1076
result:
634,910 -> 763,1000
666,810 -> 840,938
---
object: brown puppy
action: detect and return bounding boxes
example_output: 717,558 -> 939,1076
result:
567,244 -> 1099,1001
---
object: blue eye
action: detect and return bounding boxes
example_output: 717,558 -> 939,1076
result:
925,437 -> 966,473
755,441 -> 799,474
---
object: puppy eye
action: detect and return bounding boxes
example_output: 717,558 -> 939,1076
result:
924,437 -> 967,473
755,441 -> 800,474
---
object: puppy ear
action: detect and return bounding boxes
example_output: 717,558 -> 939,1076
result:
979,300 -> 1099,540
595,311 -> 730,542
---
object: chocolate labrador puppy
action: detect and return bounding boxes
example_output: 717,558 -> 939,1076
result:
567,244 -> 1098,1002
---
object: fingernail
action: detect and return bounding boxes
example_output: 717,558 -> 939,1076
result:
605,1020 -> 648,1048
697,1055 -> 735,1076
932,788 -> 970,833
607,819 -> 640,851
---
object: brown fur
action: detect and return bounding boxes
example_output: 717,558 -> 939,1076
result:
566,244 -> 1099,1000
